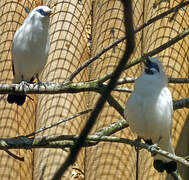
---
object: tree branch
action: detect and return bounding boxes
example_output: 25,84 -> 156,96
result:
168,78 -> 189,84
1,77 -> 188,95
0,81 -> 101,95
106,95 -> 125,117
68,1 -> 189,81
98,28 -> 189,84
4,149 -> 24,161
173,97 -> 189,110
53,1 -> 135,178
116,77 -> 189,85
25,109 -> 93,137
0,135 -> 188,169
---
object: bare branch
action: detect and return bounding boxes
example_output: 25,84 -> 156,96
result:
1,77 -> 187,96
106,95 -> 125,117
168,78 -> 189,84
68,1 -> 189,81
99,29 -> 189,84
53,1 -> 135,178
25,109 -> 93,137
84,136 -> 189,169
95,119 -> 128,136
0,135 -> 188,170
2,82 -> 188,114
173,97 -> 189,110
4,149 -> 24,161
116,77 -> 189,85
0,81 -> 101,95
112,87 -> 133,93
116,77 -> 136,85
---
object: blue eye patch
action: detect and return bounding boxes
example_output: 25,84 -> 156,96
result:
145,59 -> 160,74
36,8 -> 48,16
149,61 -> 160,72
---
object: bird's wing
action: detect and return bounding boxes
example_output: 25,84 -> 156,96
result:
163,86 -> 173,136
11,30 -> 17,77
169,93 -> 174,136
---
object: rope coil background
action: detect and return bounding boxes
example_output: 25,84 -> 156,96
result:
0,0 -> 188,179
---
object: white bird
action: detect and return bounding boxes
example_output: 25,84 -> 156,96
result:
124,56 -> 177,173
7,6 -> 51,106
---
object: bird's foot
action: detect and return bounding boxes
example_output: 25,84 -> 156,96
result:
19,81 -> 30,93
133,138 -> 142,151
148,143 -> 159,156
34,74 -> 46,89
34,80 -> 47,89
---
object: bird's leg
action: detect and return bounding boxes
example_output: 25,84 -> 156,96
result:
36,73 -> 40,83
19,75 -> 30,93
148,144 -> 159,156
34,73 -> 46,88
147,136 -> 162,156
19,75 -> 33,101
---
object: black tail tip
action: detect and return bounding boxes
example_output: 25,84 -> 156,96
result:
7,94 -> 26,106
165,161 -> 177,174
7,94 -> 16,104
154,160 -> 177,173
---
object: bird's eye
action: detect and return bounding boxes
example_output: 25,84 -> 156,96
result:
37,9 -> 46,16
152,63 -> 160,72
145,59 -> 160,74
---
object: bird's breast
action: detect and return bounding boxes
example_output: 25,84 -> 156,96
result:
12,22 -> 50,82
126,86 -> 172,142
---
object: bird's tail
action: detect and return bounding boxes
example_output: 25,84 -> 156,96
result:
7,94 -> 26,106
153,135 -> 177,173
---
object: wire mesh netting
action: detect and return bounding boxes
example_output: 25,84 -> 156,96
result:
0,0 -> 188,179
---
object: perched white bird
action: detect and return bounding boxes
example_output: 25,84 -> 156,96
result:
125,57 -> 177,173
7,6 -> 51,106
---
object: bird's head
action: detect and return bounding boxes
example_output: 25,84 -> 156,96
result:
36,6 -> 51,17
144,56 -> 161,75
24,6 -> 52,27
28,6 -> 52,21
35,6 -> 51,17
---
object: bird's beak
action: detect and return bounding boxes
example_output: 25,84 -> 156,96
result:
46,10 -> 52,17
143,56 -> 151,68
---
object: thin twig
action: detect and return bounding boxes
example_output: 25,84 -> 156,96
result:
168,78 -> 189,84
116,77 -> 189,85
25,109 -> 93,137
53,1 -> 135,178
147,29 -> 189,57
112,87 -> 133,92
68,1 -> 189,81
116,77 -> 136,85
106,95 -> 125,117
98,29 -> 189,84
93,119 -> 128,137
4,149 -> 24,161
173,97 -> 189,110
